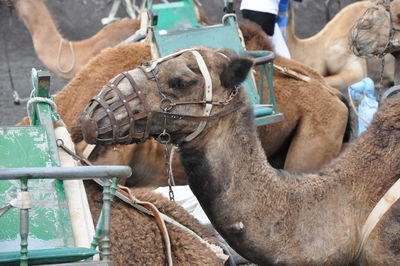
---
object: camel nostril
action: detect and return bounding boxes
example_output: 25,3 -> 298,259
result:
80,117 -> 99,144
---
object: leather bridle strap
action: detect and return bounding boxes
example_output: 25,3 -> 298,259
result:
183,50 -> 213,142
355,177 -> 400,259
142,48 -> 197,73
142,48 -> 239,143
155,102 -> 244,122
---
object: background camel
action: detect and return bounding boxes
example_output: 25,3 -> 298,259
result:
13,0 -> 139,79
12,0 -> 210,80
81,47 -> 400,265
351,0 -> 400,86
83,180 -> 223,265
287,0 -> 374,89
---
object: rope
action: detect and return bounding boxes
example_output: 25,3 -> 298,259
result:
347,87 -> 370,126
119,185 -> 173,266
221,13 -> 237,24
57,38 -> 76,74
26,97 -> 61,122
0,204 -> 12,217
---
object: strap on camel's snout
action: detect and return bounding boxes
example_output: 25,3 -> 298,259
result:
81,48 -> 246,146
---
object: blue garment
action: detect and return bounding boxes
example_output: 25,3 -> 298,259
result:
277,0 -> 289,41
348,77 -> 378,135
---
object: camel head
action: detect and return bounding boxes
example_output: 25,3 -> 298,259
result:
80,47 -> 254,146
351,0 -> 400,57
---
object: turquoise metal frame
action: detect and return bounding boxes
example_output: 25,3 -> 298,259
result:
0,69 -> 131,265
148,0 -> 284,126
147,0 -> 199,31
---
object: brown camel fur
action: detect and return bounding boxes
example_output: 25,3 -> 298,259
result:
13,0 -> 140,79
84,180 -> 223,265
81,47 -> 400,265
351,0 -> 400,86
19,22 -> 349,185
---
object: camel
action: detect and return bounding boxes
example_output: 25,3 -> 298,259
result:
19,21 -> 349,181
287,0 -> 395,89
82,180 -> 224,265
12,0 -> 210,80
13,0 -> 140,79
351,0 -> 400,86
80,46 -> 400,265
287,1 -> 366,89
78,23 -> 351,172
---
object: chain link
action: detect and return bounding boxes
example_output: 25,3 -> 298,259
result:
162,143 -> 175,202
56,139 -> 91,166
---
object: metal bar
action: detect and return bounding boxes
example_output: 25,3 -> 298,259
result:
44,261 -> 113,266
0,166 -> 132,180
267,62 -> 279,114
244,50 -> 275,64
255,113 -> 284,126
90,216 -> 103,253
259,65 -> 265,104
101,178 -> 111,261
88,177 -> 119,256
19,177 -> 29,266
254,54 -> 276,65
30,69 -> 60,166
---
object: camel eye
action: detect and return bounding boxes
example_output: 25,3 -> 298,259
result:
361,20 -> 374,30
360,20 -> 372,30
168,78 -> 198,90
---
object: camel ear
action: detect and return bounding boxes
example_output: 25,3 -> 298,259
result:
220,57 -> 254,88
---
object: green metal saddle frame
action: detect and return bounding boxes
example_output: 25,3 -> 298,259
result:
0,70 -> 131,265
146,0 -> 284,126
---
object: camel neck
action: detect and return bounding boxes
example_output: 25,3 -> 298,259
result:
177,99 -> 398,264
179,105 -> 273,201
15,0 -> 62,47
178,104 -> 352,264
286,4 -> 299,45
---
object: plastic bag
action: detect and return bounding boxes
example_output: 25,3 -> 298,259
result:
348,77 -> 378,135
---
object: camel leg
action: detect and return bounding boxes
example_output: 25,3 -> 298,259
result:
284,101 -> 348,172
324,71 -> 364,89
324,57 -> 366,89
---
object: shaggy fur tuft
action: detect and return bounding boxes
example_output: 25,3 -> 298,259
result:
84,181 -> 223,265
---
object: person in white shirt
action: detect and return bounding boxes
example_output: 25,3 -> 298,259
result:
240,0 -> 291,59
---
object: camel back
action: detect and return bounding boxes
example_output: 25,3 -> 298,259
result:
147,0 -> 283,126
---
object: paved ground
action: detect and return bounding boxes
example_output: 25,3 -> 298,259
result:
0,0 -> 360,126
